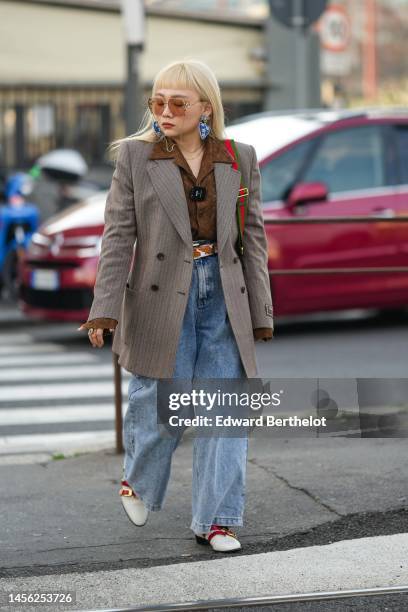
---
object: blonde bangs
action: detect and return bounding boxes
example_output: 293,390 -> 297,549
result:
108,59 -> 226,156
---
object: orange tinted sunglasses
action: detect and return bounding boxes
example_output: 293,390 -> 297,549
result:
148,96 -> 204,117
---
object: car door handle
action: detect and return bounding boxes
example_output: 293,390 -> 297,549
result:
370,208 -> 396,218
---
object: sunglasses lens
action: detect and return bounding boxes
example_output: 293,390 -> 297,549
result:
148,98 -> 163,114
169,99 -> 185,115
148,97 -> 186,116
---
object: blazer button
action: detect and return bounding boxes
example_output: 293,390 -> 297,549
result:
241,286 -> 246,293
233,257 -> 239,263
157,252 -> 165,260
151,284 -> 159,291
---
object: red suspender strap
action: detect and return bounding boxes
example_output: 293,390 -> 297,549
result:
224,138 -> 249,258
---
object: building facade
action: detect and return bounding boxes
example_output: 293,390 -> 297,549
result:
0,0 -> 266,170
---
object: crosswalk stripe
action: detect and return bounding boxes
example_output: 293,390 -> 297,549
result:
0,430 -> 115,454
0,331 -> 136,458
0,403 -> 129,425
0,380 -> 130,402
0,343 -> 66,354
0,333 -> 33,343
0,352 -> 98,366
0,364 -> 131,382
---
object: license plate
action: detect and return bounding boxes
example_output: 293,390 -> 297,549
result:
31,269 -> 60,290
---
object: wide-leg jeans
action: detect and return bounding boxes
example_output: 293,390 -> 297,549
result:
122,252 -> 249,534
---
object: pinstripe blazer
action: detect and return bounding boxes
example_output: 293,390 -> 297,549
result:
86,137 -> 274,378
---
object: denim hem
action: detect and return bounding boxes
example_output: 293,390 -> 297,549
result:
190,516 -> 244,533
140,498 -> 163,512
122,478 -> 163,511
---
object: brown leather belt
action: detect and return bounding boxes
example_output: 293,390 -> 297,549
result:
192,241 -> 218,260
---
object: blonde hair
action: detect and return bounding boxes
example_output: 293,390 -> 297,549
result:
107,58 -> 228,157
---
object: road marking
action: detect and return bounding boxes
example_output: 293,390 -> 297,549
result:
0,352 -> 98,366
0,332 -> 134,459
0,403 -> 129,425
0,381 -> 130,402
0,430 -> 115,454
0,332 -> 33,343
0,364 -> 131,381
0,343 -> 66,354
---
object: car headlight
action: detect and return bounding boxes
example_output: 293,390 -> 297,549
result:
31,232 -> 51,247
27,232 -> 51,256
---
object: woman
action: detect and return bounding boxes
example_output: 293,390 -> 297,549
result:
78,59 -> 273,553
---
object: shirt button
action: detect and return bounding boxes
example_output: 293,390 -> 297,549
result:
241,286 -> 246,293
151,284 -> 159,291
157,252 -> 165,260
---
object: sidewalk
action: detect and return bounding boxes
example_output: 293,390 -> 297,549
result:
1,535 -> 407,611
0,435 -> 407,609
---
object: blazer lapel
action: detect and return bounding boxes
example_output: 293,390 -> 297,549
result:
146,155 -> 242,254
214,162 -> 242,255
146,159 -> 193,249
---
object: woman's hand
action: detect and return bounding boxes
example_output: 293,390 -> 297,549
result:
77,318 -> 118,348
77,325 -> 107,348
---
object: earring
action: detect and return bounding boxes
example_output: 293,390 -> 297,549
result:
152,119 -> 163,138
198,115 -> 211,140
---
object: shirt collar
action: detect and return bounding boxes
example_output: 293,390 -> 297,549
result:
148,135 -> 234,165
149,135 -> 234,184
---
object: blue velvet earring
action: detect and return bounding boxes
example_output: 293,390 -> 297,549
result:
152,119 -> 162,137
198,115 -> 211,140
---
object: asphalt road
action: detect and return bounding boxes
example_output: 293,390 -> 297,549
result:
1,304 -> 407,457
0,303 -> 407,612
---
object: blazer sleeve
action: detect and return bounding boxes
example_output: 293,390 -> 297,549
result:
253,327 -> 273,342
80,317 -> 118,330
242,144 -> 274,333
86,140 -> 137,322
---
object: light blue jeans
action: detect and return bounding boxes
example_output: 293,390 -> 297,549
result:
122,252 -> 249,534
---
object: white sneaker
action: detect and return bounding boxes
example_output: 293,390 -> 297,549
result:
195,524 -> 242,552
119,479 -> 149,526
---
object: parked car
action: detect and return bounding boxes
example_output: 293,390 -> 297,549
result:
18,108 -> 408,322
18,193 -> 109,322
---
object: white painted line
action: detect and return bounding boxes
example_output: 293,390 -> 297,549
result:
0,430 -> 115,454
0,333 -> 33,343
0,352 -> 98,366
0,343 -> 65,354
0,381 -> 130,402
0,403 -> 129,425
0,364 -> 131,381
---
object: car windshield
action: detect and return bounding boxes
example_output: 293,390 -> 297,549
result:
226,116 -> 323,160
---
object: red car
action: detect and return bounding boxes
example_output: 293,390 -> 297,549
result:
19,108 -> 408,322
18,193 -> 111,322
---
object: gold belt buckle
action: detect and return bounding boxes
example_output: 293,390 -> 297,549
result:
192,241 -> 217,259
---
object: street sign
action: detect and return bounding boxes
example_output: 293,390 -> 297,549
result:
319,5 -> 351,52
269,0 -> 328,29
